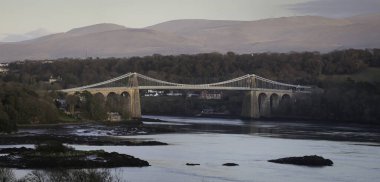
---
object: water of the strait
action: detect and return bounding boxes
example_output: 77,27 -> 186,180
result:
4,115 -> 380,182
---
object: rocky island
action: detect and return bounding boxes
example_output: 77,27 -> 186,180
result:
0,142 -> 149,169
268,155 -> 333,167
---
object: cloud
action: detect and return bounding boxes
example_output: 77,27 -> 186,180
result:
1,28 -> 51,42
287,0 -> 380,17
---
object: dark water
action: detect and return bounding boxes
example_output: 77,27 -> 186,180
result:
2,116 -> 380,182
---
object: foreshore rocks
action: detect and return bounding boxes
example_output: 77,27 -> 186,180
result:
0,144 -> 149,169
223,163 -> 239,166
0,134 -> 168,146
186,163 -> 200,166
268,155 -> 333,166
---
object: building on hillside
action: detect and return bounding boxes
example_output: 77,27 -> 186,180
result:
144,90 -> 164,97
0,63 -> 8,74
54,99 -> 67,109
0,67 -> 8,74
186,91 -> 200,98
200,90 -> 222,100
49,75 -> 62,83
166,91 -> 183,96
42,60 -> 53,64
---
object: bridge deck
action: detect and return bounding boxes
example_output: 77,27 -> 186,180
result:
60,72 -> 313,94
63,86 -> 311,94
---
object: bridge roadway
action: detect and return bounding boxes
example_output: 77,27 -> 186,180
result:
63,86 -> 309,94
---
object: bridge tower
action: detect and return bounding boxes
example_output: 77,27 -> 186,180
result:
241,75 -> 276,119
129,73 -> 141,119
241,90 -> 260,118
241,75 -> 260,118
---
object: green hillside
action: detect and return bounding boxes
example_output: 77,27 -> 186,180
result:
320,68 -> 380,83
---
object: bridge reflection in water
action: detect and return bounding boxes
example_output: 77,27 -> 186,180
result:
61,73 -> 313,119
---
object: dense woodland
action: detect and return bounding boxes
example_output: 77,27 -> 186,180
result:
1,49 -> 380,132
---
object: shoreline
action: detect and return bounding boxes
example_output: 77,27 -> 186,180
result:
142,114 -> 380,127
12,114 -> 380,131
1,116 -> 379,146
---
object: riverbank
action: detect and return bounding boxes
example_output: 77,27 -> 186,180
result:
1,120 -> 173,146
0,134 -> 168,146
2,116 -> 380,147
142,115 -> 380,143
145,113 -> 380,126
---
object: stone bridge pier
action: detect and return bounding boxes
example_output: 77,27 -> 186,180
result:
97,88 -> 141,119
66,88 -> 141,119
241,90 -> 293,119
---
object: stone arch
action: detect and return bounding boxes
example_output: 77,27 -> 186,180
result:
87,92 -> 107,120
106,92 -> 117,97
120,91 -> 132,119
258,93 -> 269,117
270,93 -> 280,114
279,94 -> 292,114
121,91 -> 131,98
94,92 -> 105,99
281,94 -> 291,103
106,92 -> 119,113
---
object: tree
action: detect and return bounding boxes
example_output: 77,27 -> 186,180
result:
66,94 -> 79,114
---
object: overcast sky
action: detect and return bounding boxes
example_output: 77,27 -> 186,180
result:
1,0 -> 379,41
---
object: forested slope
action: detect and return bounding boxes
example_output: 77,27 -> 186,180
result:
1,49 -> 379,132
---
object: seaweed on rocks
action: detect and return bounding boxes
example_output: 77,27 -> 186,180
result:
0,143 -> 149,169
268,155 -> 333,167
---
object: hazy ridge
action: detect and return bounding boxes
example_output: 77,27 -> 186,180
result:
0,14 -> 379,62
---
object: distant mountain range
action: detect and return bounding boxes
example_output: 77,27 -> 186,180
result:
1,14 -> 379,62
0,28 -> 51,42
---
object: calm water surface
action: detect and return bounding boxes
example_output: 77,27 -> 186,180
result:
5,116 -> 380,182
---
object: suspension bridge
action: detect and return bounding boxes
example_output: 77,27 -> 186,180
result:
61,72 -> 313,119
